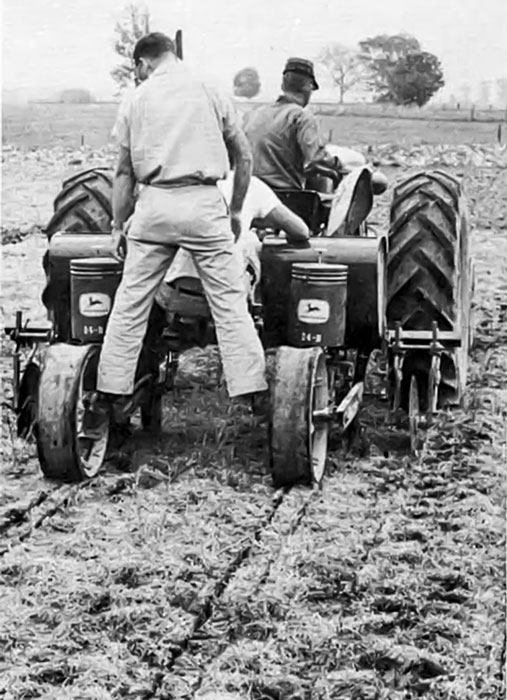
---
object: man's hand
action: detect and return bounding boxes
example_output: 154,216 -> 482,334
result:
287,234 -> 311,248
230,210 -> 242,242
265,204 -> 311,247
111,226 -> 127,261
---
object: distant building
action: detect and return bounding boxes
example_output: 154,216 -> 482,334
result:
58,89 -> 96,104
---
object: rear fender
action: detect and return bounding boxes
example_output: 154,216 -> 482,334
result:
42,232 -> 114,340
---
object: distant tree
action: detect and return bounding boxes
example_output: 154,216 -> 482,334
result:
317,43 -> 366,103
359,34 -> 444,106
389,52 -> 444,106
359,33 -> 420,99
59,88 -> 95,104
233,67 -> 261,98
111,4 -> 150,93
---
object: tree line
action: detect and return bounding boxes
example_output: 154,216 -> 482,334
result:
234,35 -> 446,107
111,5 -> 445,107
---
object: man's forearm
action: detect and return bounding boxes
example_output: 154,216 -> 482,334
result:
112,148 -> 136,227
112,173 -> 136,227
224,124 -> 253,213
230,152 -> 253,213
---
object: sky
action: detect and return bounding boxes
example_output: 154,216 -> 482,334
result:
2,0 -> 507,102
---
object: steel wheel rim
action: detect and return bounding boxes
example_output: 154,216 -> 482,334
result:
17,362 -> 40,439
309,353 -> 329,483
75,353 -> 109,478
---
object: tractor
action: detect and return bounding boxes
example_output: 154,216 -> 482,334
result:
3,35 -> 474,487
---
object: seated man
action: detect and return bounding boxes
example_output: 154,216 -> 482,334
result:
243,57 -> 338,191
162,171 -> 310,296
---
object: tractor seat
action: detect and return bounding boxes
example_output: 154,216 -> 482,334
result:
273,190 -> 322,233
165,276 -> 209,317
170,277 -> 203,295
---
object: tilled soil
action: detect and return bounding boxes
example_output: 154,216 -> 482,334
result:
0,159 -> 505,699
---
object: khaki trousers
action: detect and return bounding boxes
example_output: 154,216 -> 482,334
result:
97,185 -> 267,397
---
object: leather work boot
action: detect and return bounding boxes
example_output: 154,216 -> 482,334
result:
231,390 -> 271,421
79,391 -> 134,440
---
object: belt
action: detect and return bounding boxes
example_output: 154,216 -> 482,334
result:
139,166 -> 219,189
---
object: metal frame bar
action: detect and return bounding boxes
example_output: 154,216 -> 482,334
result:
388,321 -> 447,415
4,311 -> 54,410
312,381 -> 364,431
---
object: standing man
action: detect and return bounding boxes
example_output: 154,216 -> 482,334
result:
243,58 -> 338,190
94,32 -> 267,413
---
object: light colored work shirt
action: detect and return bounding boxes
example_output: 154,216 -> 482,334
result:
243,95 -> 329,190
113,57 -> 237,186
165,173 -> 280,283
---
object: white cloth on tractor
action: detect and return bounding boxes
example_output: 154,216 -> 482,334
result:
325,166 -> 373,237
97,186 -> 267,398
164,174 -> 279,289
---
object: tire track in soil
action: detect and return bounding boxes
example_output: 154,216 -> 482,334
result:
0,472 -> 136,555
0,423 -> 201,553
166,408 -> 504,698
0,389 -> 204,547
166,449 -> 391,699
0,434 -> 317,699
140,489 -> 288,699
166,227 -> 505,699
159,230 -> 506,699
0,397 -> 306,698
142,486 -> 316,699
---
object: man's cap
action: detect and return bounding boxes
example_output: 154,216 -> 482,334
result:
283,57 -> 319,90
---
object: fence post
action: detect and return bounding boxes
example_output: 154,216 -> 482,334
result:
81,134 -> 85,147
470,105 -> 476,122
498,123 -> 502,145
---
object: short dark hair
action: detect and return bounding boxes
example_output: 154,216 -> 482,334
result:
133,32 -> 176,65
282,71 -> 313,94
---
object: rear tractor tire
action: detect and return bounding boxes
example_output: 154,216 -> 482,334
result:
45,168 -> 113,239
386,170 -> 474,409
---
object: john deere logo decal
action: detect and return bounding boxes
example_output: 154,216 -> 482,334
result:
297,299 -> 330,324
79,293 -> 111,317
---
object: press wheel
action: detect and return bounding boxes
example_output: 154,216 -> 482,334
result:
36,343 -> 110,481
269,346 -> 329,488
